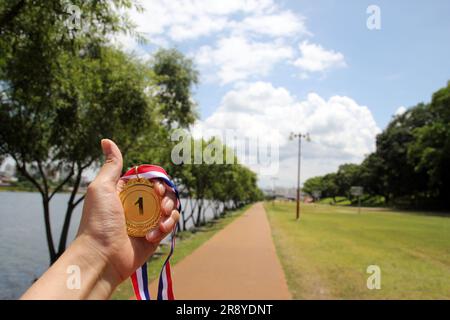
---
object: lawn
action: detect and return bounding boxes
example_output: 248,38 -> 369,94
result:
265,202 -> 450,299
318,195 -> 385,207
111,205 -> 249,299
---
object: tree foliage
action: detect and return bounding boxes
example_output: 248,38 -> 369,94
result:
1,1 -> 157,262
169,137 -> 263,230
151,48 -> 199,129
303,81 -> 450,210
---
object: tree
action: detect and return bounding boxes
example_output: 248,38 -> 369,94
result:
359,153 -> 386,198
122,48 -> 200,171
151,48 -> 199,129
374,103 -> 432,205
303,173 -> 339,202
407,82 -> 450,208
322,173 -> 339,201
0,1 -> 156,263
303,176 -> 325,196
166,134 -> 262,230
335,163 -> 361,199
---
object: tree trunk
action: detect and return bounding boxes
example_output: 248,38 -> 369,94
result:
57,165 -> 84,257
44,162 -> 85,263
183,198 -> 196,231
56,202 -> 75,259
195,200 -> 203,227
42,197 -> 57,264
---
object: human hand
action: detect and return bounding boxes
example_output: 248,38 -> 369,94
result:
77,139 -> 180,285
21,139 -> 180,300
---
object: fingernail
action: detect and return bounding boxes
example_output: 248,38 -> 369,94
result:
161,197 -> 168,209
164,198 -> 174,211
162,217 -> 175,232
159,183 -> 165,195
172,209 -> 180,220
146,229 -> 157,241
101,139 -> 110,155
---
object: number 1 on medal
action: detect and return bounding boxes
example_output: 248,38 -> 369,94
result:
135,197 -> 144,215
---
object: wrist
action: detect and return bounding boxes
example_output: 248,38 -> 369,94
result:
72,234 -> 123,298
21,234 -> 123,300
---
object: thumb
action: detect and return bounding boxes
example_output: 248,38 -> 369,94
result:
96,139 -> 123,184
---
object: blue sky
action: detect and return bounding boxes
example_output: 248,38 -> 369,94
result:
191,0 -> 450,127
118,0 -> 450,187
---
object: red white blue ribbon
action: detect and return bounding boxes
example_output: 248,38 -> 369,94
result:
121,165 -> 180,300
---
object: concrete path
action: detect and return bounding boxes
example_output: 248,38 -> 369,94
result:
149,202 -> 291,299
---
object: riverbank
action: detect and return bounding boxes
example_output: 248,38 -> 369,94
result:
0,185 -> 37,192
0,185 -> 87,193
111,204 -> 250,300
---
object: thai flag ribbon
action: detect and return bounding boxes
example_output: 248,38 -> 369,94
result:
121,164 -> 180,300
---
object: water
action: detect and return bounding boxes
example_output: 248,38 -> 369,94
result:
0,192 -> 219,299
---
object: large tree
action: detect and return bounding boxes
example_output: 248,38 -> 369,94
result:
335,163 -> 361,198
302,176 -> 325,197
122,48 -> 200,171
407,82 -> 450,208
151,48 -> 199,129
0,0 -> 158,263
374,103 -> 432,205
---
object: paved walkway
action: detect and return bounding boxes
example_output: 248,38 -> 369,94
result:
149,202 -> 291,299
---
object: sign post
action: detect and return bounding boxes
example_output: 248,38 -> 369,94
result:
312,190 -> 321,202
350,186 -> 363,214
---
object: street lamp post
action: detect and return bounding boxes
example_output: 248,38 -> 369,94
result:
290,132 -> 310,220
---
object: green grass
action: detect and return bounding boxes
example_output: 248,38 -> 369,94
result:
0,185 -> 37,192
318,195 -> 385,207
265,202 -> 450,299
111,205 -> 250,300
319,196 -> 351,205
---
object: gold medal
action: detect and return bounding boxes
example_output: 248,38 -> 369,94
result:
120,177 -> 161,237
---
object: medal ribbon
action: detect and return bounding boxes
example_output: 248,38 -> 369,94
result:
121,165 -> 181,300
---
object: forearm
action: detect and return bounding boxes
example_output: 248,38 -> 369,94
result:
21,235 -> 121,300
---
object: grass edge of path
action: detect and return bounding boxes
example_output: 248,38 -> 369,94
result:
263,202 -> 308,299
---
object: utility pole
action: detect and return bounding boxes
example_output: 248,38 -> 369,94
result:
290,132 -> 310,220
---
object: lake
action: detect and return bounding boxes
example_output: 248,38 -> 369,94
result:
0,192 -> 219,299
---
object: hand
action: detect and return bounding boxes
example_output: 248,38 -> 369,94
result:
78,139 -> 180,284
21,139 -> 179,300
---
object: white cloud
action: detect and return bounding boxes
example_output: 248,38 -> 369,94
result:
112,1 -> 352,85
395,106 -> 407,116
120,0 -> 305,42
293,41 -> 346,74
196,36 -> 293,84
193,82 -> 380,187
231,10 -> 309,38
